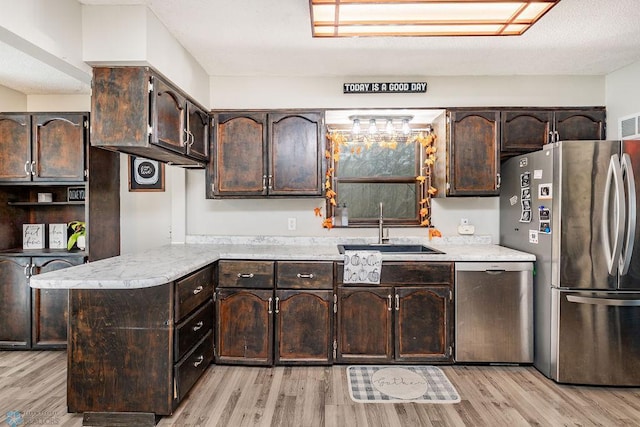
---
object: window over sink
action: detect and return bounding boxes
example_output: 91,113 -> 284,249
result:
324,109 -> 445,227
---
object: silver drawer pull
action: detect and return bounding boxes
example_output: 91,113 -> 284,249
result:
237,273 -> 255,279
296,273 -> 314,279
192,321 -> 204,331
193,355 -> 204,367
192,285 -> 204,294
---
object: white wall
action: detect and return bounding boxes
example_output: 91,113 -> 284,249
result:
0,84 -> 26,110
0,0 -> 90,84
605,60 -> 640,139
82,5 -> 209,107
187,74 -> 606,244
26,94 -> 89,112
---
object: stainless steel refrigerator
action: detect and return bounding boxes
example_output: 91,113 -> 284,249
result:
500,140 -> 640,386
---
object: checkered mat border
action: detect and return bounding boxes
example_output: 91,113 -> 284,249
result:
347,365 -> 461,403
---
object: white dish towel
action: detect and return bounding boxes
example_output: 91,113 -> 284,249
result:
343,250 -> 383,284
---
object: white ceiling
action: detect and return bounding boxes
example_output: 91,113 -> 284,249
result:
3,0 -> 640,95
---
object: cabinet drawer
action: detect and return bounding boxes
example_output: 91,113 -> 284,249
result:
336,261 -> 453,285
218,260 -> 274,288
175,265 -> 214,321
174,331 -> 213,402
276,261 -> 333,289
175,300 -> 213,362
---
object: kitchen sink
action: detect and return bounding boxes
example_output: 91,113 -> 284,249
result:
337,244 -> 445,254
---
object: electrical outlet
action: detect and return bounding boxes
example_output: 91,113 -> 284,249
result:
287,218 -> 297,231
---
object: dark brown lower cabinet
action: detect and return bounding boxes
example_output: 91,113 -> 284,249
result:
0,254 -> 83,349
32,256 -> 84,348
67,264 -> 214,417
0,256 -> 30,348
395,286 -> 452,362
337,287 -> 393,363
275,289 -> 333,365
216,288 -> 273,365
215,260 -> 334,366
336,261 -> 454,364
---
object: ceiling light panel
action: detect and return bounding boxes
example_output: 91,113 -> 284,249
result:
309,0 -> 560,37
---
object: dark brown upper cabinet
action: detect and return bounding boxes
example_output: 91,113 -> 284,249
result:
208,111 -> 323,198
501,110 -> 553,153
0,113 -> 86,183
447,110 -> 500,196
501,107 -> 606,157
553,108 -> 606,142
91,66 -> 209,167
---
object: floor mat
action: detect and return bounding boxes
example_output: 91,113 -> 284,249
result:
347,365 -> 461,403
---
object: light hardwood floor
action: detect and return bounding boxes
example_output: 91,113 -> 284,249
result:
1,350 -> 639,426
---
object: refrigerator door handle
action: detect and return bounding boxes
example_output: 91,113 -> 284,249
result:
567,294 -> 640,307
602,154 -> 626,276
619,153 -> 637,276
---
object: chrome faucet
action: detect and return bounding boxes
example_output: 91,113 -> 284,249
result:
378,202 -> 389,244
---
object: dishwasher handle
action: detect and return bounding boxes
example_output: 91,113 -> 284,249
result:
484,269 -> 506,275
455,262 -> 533,272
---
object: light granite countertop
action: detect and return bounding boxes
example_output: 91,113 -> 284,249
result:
29,236 -> 535,290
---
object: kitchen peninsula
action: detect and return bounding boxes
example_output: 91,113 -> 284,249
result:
29,237 -> 534,425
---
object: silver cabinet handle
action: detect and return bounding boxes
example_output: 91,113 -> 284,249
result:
268,174 -> 273,190
24,161 -> 30,176
275,296 -> 280,314
192,321 -> 204,332
189,130 -> 195,147
268,297 -> 273,314
24,265 -> 30,277
387,294 -> 392,311
262,175 -> 267,190
395,294 -> 400,311
193,355 -> 204,367
182,128 -> 189,146
237,273 -> 254,279
555,131 -> 560,142
30,161 -> 36,176
296,273 -> 314,279
192,285 -> 204,294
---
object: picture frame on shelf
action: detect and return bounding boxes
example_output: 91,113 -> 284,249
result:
128,155 -> 165,192
23,224 -> 45,249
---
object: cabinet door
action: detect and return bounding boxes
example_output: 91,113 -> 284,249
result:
268,112 -> 323,196
395,286 -> 453,363
186,101 -> 209,161
0,114 -> 31,181
31,256 -> 84,348
151,76 -> 186,154
448,110 -> 500,196
337,287 -> 393,363
275,290 -> 333,364
210,113 -> 267,197
554,109 -> 606,141
0,256 -> 30,348
216,288 -> 273,365
501,110 -> 552,153
32,113 -> 87,182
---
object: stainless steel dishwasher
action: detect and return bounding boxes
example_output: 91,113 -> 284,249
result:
455,262 -> 533,363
